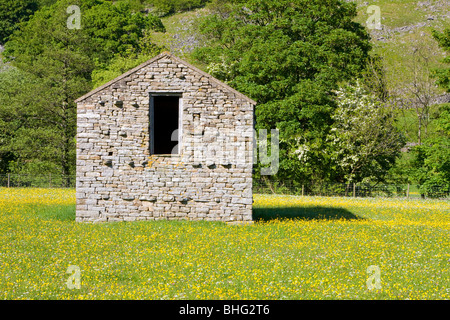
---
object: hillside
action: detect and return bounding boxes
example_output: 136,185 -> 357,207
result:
152,1 -> 449,78
353,0 -> 449,92
151,7 -> 209,63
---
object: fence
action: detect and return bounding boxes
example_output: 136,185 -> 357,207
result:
1,174 -> 449,199
0,174 -> 75,188
253,179 -> 450,199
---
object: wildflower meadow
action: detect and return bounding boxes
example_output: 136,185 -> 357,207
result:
0,188 -> 449,300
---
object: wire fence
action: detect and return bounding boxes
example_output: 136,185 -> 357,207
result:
0,174 -> 75,188
253,179 -> 450,199
1,174 -> 449,199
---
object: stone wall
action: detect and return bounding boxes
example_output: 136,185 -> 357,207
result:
75,53 -> 255,222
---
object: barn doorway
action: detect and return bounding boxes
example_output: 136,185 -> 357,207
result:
150,94 -> 181,155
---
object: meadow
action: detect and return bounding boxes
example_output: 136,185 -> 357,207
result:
0,188 -> 449,300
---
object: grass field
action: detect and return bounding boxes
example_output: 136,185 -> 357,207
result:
0,188 -> 449,300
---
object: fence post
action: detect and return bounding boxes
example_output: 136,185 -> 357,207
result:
302,185 -> 304,196
407,184 -> 410,199
7,173 -> 10,188
353,183 -> 356,198
49,173 -> 52,189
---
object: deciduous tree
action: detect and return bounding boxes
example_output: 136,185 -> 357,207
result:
1,0 -> 164,176
193,0 -> 372,182
325,81 -> 405,187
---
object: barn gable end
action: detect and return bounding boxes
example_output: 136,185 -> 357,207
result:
76,52 -> 255,222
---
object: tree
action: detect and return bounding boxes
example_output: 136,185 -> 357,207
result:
392,37 -> 445,145
325,81 -> 405,188
432,28 -> 450,92
2,1 -> 94,178
0,0 -> 39,44
411,104 -> 450,198
193,0 -> 372,183
407,28 -> 450,198
360,54 -> 390,103
91,28 -> 165,87
81,0 -> 165,64
1,0 -> 164,176
0,65 -> 36,173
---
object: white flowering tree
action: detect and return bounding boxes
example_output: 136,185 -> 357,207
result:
327,81 -> 405,188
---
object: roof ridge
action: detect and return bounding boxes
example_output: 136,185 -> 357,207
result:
75,52 -> 256,105
74,51 -> 168,103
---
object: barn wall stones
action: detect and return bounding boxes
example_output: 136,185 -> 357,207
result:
75,52 -> 255,223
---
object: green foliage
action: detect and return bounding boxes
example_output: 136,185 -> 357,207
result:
410,104 -> 450,198
81,0 -> 165,64
1,1 -> 93,175
4,0 -> 165,67
0,0 -> 164,175
0,67 -> 34,173
151,0 -> 210,16
326,81 -> 405,185
432,28 -> 450,92
0,65 -> 76,174
91,47 -> 163,88
360,55 -> 389,102
34,204 -> 75,221
193,0 -> 372,182
85,1 -> 166,87
0,0 -> 39,44
392,28 -> 450,197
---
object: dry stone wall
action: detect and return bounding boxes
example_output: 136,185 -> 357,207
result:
76,53 -> 255,222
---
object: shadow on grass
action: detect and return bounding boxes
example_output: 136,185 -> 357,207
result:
30,204 -> 363,223
34,204 -> 76,222
253,206 -> 364,222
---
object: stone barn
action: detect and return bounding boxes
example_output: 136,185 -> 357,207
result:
75,52 -> 256,223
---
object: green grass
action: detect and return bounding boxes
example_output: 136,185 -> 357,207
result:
353,0 -> 430,28
33,204 -> 75,222
1,189 -> 449,300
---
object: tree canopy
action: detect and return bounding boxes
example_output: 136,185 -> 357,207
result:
0,0 -> 164,176
0,0 -> 39,44
326,81 -> 405,185
193,0 -> 372,182
432,28 -> 450,92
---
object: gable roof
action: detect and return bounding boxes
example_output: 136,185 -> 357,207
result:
75,52 -> 257,105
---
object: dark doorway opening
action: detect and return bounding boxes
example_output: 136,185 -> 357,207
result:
151,95 -> 180,155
